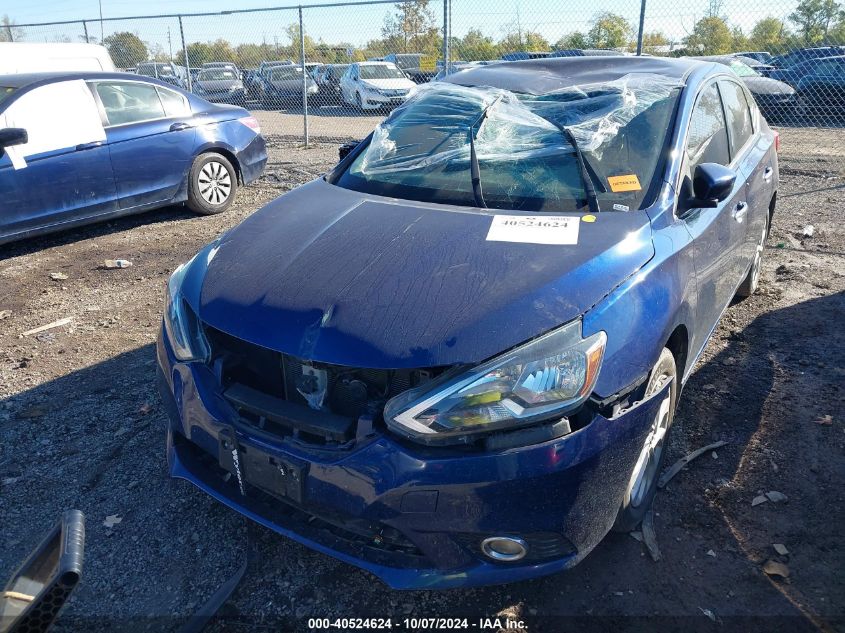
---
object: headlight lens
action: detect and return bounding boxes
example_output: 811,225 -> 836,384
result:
384,320 -> 605,443
163,258 -> 209,362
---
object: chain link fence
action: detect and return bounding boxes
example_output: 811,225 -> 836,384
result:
6,0 -> 845,144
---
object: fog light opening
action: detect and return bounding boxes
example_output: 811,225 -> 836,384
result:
480,536 -> 528,562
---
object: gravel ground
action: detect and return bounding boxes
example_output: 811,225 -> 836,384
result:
0,125 -> 843,633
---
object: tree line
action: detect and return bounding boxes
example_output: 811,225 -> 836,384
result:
5,0 -> 845,67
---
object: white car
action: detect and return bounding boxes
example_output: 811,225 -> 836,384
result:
339,62 -> 416,111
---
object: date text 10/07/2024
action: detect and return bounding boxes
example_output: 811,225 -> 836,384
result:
308,617 -> 528,630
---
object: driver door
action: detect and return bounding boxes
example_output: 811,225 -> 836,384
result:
680,82 -> 749,357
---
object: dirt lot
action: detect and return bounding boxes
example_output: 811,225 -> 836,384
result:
1,125 -> 843,633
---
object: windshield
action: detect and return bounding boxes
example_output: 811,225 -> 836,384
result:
393,55 -> 421,70
729,61 -> 759,77
360,65 -> 406,80
328,65 -> 349,79
271,67 -> 302,81
0,86 -> 15,104
199,69 -> 238,81
336,76 -> 680,212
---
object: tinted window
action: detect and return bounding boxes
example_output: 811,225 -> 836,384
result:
157,87 -> 191,117
719,81 -> 754,158
96,82 -> 165,126
271,68 -> 302,81
687,83 -> 730,171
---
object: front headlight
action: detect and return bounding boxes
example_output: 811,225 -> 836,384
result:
163,258 -> 209,362
384,320 -> 606,444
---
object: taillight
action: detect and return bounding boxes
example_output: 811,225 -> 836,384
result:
773,130 -> 780,152
238,116 -> 261,134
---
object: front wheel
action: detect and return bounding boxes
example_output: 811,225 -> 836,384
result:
187,153 -> 237,215
613,347 -> 677,532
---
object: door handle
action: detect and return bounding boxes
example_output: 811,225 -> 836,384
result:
76,141 -> 104,150
732,202 -> 748,223
763,167 -> 773,182
170,122 -> 191,131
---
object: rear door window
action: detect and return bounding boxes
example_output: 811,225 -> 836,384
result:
157,87 -> 191,117
96,82 -> 165,126
686,82 -> 730,172
718,80 -> 754,160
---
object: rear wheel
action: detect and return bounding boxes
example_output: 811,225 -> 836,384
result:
613,347 -> 677,532
736,212 -> 768,298
187,153 -> 237,215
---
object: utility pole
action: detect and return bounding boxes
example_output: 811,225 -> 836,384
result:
99,0 -> 104,42
82,20 -> 89,43
179,16 -> 191,91
167,27 -> 173,61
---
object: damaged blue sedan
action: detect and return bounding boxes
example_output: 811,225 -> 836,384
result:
157,56 -> 779,588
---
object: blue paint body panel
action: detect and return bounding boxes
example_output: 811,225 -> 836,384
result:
155,57 -> 780,587
0,71 -> 267,245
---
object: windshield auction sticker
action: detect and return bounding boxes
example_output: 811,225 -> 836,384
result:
486,215 -> 580,245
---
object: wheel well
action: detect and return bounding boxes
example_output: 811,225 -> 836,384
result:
666,325 -> 689,378
201,148 -> 242,185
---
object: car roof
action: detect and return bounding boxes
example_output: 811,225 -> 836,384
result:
444,56 -> 703,94
357,61 -> 398,66
0,71 -> 177,89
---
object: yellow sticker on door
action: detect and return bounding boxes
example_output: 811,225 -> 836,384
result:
607,174 -> 642,192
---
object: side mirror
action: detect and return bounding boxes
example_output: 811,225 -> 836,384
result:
0,511 -> 85,633
0,128 -> 28,151
338,140 -> 361,161
687,163 -> 736,209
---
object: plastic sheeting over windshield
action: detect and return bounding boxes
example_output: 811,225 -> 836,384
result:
345,73 -> 681,212
358,72 -> 680,172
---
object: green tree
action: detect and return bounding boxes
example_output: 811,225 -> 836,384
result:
499,29 -> 550,52
587,12 -> 633,49
382,0 -> 438,53
285,23 -> 317,61
749,17 -> 790,53
685,16 -> 733,54
790,0 -> 842,44
102,31 -> 148,67
731,26 -> 749,51
555,31 -> 589,50
457,28 -> 499,60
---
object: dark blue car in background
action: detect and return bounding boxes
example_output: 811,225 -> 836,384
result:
0,72 -> 266,245
157,57 -> 779,588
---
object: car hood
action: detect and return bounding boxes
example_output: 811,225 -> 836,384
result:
361,78 -> 414,90
197,79 -> 242,91
198,180 -> 655,368
742,76 -> 795,95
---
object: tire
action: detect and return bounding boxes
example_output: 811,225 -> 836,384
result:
187,153 -> 238,215
735,211 -> 768,299
613,347 -> 678,532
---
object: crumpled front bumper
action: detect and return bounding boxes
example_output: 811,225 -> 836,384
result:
156,324 -> 667,589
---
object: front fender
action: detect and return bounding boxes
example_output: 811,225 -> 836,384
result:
583,220 -> 697,399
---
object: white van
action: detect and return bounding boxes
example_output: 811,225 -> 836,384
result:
0,43 -> 116,74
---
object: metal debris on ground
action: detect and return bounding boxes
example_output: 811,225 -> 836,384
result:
103,259 -> 133,269
762,560 -> 790,579
706,549 -> 716,557
765,491 -> 788,503
657,440 -> 728,489
773,543 -> 789,556
21,317 -> 73,337
699,607 -> 716,622
641,509 -> 661,562
49,272 -> 68,280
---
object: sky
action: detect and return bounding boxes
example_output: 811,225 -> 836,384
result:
7,0 -> 801,52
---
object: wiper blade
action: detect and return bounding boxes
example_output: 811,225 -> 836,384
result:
557,125 -> 601,214
468,96 -> 502,208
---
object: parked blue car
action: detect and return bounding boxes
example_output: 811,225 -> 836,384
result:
157,57 -> 779,589
0,72 -> 267,245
